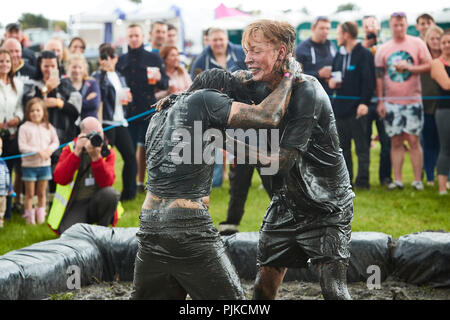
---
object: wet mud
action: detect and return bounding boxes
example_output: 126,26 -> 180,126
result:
49,278 -> 450,300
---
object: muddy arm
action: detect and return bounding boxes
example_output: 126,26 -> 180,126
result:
227,75 -> 293,129
225,131 -> 298,175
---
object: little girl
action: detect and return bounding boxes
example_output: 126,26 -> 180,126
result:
18,98 -> 59,224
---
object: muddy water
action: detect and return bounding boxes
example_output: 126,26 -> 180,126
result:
50,278 -> 450,300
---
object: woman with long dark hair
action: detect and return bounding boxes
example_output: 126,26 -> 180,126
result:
0,49 -> 24,220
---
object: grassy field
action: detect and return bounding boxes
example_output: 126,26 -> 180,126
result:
0,141 -> 448,256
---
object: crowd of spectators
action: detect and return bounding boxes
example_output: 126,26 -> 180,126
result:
0,12 -> 448,232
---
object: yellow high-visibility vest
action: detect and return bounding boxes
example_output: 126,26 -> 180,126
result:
47,142 -> 124,232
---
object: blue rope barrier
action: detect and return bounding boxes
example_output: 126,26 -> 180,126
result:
330,95 -> 450,101
0,107 -> 156,161
1,93 -> 449,161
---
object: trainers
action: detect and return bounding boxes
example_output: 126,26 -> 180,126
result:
411,181 -> 424,191
23,209 -> 36,225
439,190 -> 448,196
381,177 -> 393,186
36,207 -> 47,224
388,181 -> 403,190
218,223 -> 239,236
137,185 -> 145,193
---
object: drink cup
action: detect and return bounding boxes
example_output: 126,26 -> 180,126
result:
331,71 -> 342,83
147,67 -> 159,85
331,71 -> 342,89
121,87 -> 130,105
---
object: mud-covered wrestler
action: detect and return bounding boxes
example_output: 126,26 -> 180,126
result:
233,19 -> 355,300
131,58 -> 300,299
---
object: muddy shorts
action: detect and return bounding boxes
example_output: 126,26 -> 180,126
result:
131,208 -> 245,300
384,102 -> 424,137
257,193 -> 353,269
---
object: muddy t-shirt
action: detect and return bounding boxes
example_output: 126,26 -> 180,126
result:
145,89 -> 232,199
257,76 -> 354,215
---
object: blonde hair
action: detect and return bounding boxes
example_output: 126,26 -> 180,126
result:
424,25 -> 444,55
242,19 -> 296,56
66,53 -> 90,80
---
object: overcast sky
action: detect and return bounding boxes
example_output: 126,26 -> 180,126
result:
1,0 -> 446,24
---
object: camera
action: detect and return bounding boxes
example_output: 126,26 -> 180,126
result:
85,130 -> 103,147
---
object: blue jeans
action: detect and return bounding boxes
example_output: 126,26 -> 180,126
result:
212,149 -> 224,188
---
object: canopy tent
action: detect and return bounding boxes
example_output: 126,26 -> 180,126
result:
215,3 -> 250,19
69,0 -> 183,52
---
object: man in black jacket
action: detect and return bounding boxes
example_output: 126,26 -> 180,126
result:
329,21 -> 375,189
117,24 -> 169,197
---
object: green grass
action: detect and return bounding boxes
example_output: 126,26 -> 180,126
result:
0,141 -> 449,256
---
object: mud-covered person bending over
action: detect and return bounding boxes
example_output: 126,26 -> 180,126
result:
131,61 -> 299,300
237,19 -> 355,300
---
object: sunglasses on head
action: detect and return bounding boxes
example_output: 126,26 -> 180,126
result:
314,16 -> 329,23
391,12 -> 406,18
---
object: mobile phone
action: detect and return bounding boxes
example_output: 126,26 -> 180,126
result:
50,68 -> 59,79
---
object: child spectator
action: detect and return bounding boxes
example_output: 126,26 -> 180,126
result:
0,137 -> 13,228
18,98 -> 59,224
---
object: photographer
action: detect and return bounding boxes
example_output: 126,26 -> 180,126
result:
47,117 -> 122,234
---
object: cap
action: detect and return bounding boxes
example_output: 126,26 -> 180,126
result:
5,23 -> 21,32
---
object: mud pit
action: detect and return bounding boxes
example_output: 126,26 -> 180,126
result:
49,278 -> 450,300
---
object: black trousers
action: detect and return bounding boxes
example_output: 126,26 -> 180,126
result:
224,164 -> 272,226
58,187 -> 120,234
104,125 -> 138,199
367,103 -> 392,183
336,115 -> 370,187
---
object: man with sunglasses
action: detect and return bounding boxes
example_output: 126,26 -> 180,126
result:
295,16 -> 336,95
375,12 -> 432,191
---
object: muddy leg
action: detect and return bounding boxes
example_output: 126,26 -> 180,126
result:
318,261 -> 351,300
253,266 -> 287,300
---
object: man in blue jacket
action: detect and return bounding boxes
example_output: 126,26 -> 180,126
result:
190,27 -> 246,80
329,21 -> 376,189
117,24 -> 169,198
295,17 -> 336,95
190,27 -> 246,190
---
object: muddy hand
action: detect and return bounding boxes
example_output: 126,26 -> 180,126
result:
154,94 -> 177,112
284,55 -> 302,78
232,70 -> 253,83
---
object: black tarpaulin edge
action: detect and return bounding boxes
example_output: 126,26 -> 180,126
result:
0,224 -> 448,299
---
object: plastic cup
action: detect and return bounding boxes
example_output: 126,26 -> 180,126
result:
331,71 -> 342,83
147,67 -> 159,85
121,87 -> 130,105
